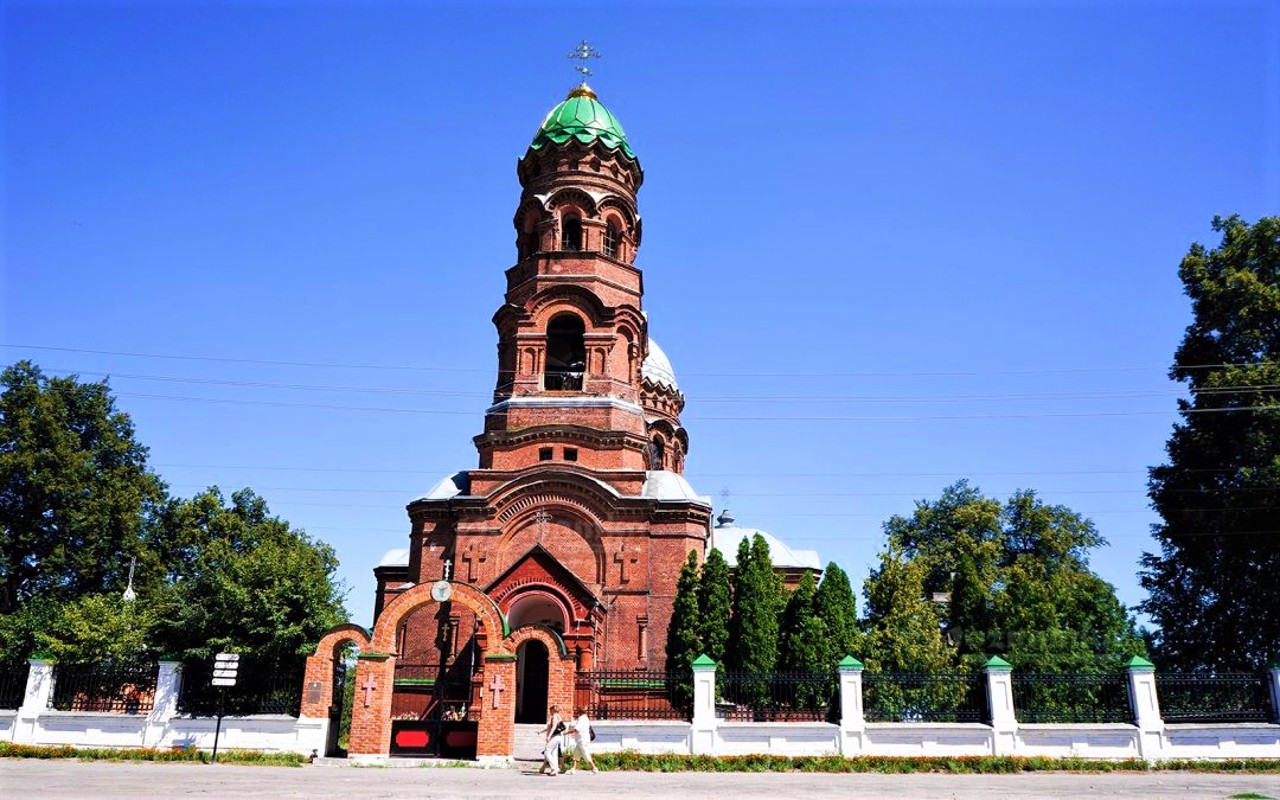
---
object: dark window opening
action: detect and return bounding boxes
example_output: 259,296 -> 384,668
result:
564,448 -> 578,462
545,313 -> 586,391
561,217 -> 582,251
649,436 -> 665,470
539,447 -> 553,461
603,224 -> 620,258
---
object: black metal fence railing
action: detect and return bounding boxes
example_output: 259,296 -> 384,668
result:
49,661 -> 158,714
863,672 -> 987,723
176,657 -> 302,717
0,664 -> 28,709
719,670 -> 835,722
1156,672 -> 1275,723
574,670 -> 689,721
1012,672 -> 1131,723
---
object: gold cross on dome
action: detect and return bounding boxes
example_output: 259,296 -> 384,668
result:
568,39 -> 602,81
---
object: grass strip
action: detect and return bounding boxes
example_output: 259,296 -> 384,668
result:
0,741 -> 305,766
592,752 -> 1280,773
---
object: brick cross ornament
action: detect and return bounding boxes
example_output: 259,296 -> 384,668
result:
360,674 -> 377,708
489,672 -> 505,709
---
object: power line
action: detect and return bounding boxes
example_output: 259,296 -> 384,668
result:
6,342 -> 1275,379
109,390 -> 1278,421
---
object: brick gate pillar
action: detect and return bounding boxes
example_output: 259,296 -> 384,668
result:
478,653 -> 517,763
347,653 -> 395,762
300,654 -> 332,719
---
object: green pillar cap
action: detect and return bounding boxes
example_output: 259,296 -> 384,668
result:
837,656 -> 864,670
691,654 -> 716,668
984,655 -> 1012,669
1126,655 -> 1156,669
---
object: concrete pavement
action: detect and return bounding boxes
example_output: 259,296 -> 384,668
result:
1,759 -> 1279,799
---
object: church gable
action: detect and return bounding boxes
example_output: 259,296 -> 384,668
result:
486,544 -> 600,633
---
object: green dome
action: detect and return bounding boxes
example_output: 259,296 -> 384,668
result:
528,85 -> 635,160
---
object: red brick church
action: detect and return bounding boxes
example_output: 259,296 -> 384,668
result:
302,79 -> 818,761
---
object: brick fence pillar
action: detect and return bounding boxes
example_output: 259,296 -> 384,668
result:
143,661 -> 181,748
347,653 -> 395,762
300,654 -> 333,719
14,658 -> 53,744
477,654 -> 516,763
1125,655 -> 1164,761
690,654 -> 717,755
836,656 -> 864,756
984,656 -> 1017,756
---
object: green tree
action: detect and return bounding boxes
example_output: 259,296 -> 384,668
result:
727,534 -> 783,674
1141,215 -> 1280,671
34,593 -> 157,665
0,362 -> 166,618
873,482 -> 1140,671
664,549 -> 702,708
697,545 -> 731,667
861,547 -> 955,673
149,487 -> 347,663
814,562 -> 859,666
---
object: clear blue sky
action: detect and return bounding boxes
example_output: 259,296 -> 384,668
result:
4,1 -> 1278,629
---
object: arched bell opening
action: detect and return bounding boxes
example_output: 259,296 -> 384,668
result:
545,313 -> 586,391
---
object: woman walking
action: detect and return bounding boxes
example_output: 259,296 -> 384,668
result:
539,704 -> 566,776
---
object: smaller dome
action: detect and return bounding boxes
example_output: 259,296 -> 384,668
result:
528,84 -> 635,159
712,515 -> 822,571
642,337 -> 679,392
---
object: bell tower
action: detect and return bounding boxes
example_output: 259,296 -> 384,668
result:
476,82 -> 674,478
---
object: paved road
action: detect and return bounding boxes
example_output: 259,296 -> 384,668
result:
2,760 -> 1279,799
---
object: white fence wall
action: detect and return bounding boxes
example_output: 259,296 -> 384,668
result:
2,659 -> 326,756
1,658 -> 1278,761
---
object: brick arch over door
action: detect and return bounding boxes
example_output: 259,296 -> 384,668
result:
371,581 -> 510,656
507,624 -> 577,721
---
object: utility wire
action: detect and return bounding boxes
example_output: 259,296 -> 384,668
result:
6,342 -> 1276,378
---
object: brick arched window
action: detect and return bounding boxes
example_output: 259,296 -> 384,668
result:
650,435 -> 665,470
603,222 -> 620,258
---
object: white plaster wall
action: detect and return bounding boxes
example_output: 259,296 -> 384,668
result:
24,712 -> 149,748
1161,724 -> 1280,760
0,710 -> 17,742
862,724 -> 994,757
1013,724 -> 1142,759
714,723 -> 840,756
590,721 -> 691,755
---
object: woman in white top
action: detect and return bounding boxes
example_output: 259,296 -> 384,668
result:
540,704 -> 565,776
563,706 -> 598,774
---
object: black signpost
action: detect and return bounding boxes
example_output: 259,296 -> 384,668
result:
210,653 -> 239,763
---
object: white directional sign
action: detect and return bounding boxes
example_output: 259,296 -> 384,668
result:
212,653 -> 240,687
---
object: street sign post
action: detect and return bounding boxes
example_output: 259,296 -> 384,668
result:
210,653 -> 239,763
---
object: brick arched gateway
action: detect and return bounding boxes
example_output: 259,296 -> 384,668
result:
300,624 -> 372,721
347,581 -> 513,759
508,623 -> 577,725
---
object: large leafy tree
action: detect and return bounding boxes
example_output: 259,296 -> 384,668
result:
1141,215 -> 1280,671
868,481 -> 1141,670
861,547 -> 955,673
0,362 -> 166,616
149,487 -> 347,663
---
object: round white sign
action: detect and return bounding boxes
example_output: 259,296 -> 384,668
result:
431,580 -> 453,602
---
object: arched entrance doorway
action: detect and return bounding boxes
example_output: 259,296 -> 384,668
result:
515,639 -> 549,724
